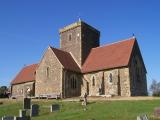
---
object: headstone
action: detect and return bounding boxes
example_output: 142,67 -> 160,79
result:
30,104 -> 39,117
1,116 -> 16,120
137,114 -> 148,120
50,104 -> 60,112
15,116 -> 30,120
19,109 -> 26,117
23,98 -> 31,109
143,114 -> 148,120
137,116 -> 142,120
154,107 -> 160,118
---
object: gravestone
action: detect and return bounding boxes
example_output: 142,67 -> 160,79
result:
19,109 -> 26,117
154,107 -> 160,118
137,114 -> 148,120
0,102 -> 3,105
23,98 -> 31,109
50,104 -> 60,112
15,116 -> 30,120
81,93 -> 87,111
30,104 -> 39,117
1,116 -> 16,120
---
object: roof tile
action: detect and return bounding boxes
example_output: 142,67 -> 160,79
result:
11,64 -> 38,84
50,47 -> 81,72
82,38 -> 136,73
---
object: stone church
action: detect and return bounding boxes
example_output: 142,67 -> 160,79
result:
11,21 -> 147,98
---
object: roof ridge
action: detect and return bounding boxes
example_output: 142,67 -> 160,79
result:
69,52 -> 81,69
23,63 -> 38,68
50,46 -> 70,54
49,46 -> 81,73
92,37 -> 136,50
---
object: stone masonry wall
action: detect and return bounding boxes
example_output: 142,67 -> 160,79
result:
60,25 -> 82,66
12,81 -> 35,98
82,71 -> 104,96
35,47 -> 63,97
129,43 -> 147,96
81,68 -> 131,97
60,21 -> 100,66
81,23 -> 100,65
119,68 -> 131,96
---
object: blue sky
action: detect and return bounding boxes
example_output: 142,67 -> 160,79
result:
0,0 -> 160,89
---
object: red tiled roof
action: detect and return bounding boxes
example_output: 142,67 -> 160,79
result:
11,64 -> 38,85
82,38 -> 136,73
50,47 -> 81,72
11,38 -> 136,84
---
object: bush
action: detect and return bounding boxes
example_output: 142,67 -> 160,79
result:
152,92 -> 160,97
150,80 -> 160,97
0,86 -> 9,98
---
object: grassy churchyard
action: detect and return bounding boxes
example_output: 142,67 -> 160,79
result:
0,98 -> 160,120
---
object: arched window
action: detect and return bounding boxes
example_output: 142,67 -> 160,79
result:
109,73 -> 113,83
46,67 -> 49,78
20,89 -> 23,94
68,33 -> 72,41
92,76 -> 95,86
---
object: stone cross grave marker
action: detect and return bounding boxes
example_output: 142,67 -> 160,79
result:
137,114 -> 148,120
1,116 -> 16,120
50,104 -> 60,112
30,104 -> 39,117
23,98 -> 31,110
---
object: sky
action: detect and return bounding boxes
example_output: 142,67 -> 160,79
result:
0,0 -> 160,90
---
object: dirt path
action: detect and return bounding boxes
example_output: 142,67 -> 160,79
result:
63,96 -> 160,102
1,96 -> 160,103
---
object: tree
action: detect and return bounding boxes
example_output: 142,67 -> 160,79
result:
150,80 -> 160,96
0,86 -> 8,98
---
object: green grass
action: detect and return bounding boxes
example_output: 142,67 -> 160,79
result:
0,99 -> 160,120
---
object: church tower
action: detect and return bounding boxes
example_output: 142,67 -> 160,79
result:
59,20 -> 100,66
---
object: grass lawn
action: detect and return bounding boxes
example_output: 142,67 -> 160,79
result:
0,99 -> 160,120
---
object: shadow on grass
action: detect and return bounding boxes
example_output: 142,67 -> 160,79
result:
87,102 -> 96,105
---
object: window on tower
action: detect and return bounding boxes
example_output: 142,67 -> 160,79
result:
68,33 -> 72,41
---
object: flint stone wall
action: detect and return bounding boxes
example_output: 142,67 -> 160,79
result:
82,67 -> 131,97
11,81 -> 35,98
35,47 -> 63,97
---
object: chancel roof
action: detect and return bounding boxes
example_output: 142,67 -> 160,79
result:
82,38 -> 136,73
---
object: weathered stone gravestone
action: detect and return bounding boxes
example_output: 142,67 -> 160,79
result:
23,98 -> 31,110
30,104 -> 39,117
15,116 -> 30,120
154,107 -> 160,118
137,114 -> 148,120
1,116 -> 16,120
50,104 -> 60,112
19,109 -> 26,117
